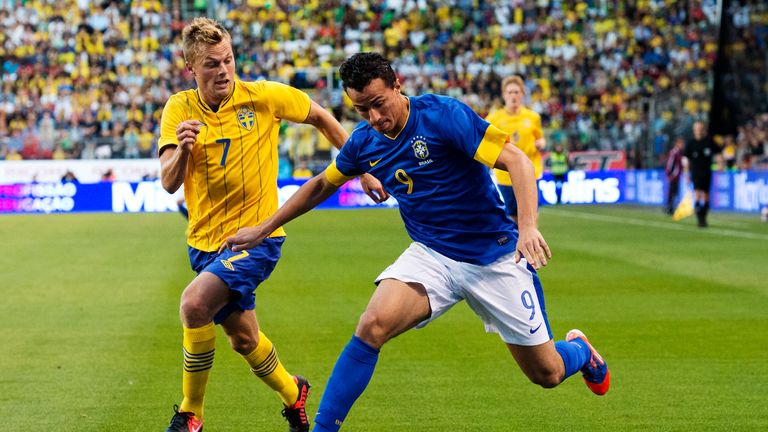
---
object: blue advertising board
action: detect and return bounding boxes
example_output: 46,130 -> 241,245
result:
539,170 -> 625,205
0,178 -> 395,214
624,169 -> 768,213
2,170 -> 766,214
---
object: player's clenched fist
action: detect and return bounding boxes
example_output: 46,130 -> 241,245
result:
176,120 -> 204,151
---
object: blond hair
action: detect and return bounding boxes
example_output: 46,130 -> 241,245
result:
182,17 -> 231,65
501,75 -> 525,94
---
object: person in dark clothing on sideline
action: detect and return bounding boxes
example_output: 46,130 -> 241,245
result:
664,138 -> 684,215
683,121 -> 720,227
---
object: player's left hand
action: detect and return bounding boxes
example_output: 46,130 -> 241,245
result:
219,226 -> 270,253
360,173 -> 389,203
514,227 -> 551,270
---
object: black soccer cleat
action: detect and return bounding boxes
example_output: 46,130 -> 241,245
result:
166,404 -> 203,432
281,375 -> 311,432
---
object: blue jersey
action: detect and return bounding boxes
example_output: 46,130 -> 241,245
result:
325,94 -> 517,265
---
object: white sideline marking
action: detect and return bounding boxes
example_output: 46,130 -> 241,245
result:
547,208 -> 768,241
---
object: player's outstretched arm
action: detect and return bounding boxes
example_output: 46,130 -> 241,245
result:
304,100 -> 350,150
495,141 -> 552,269
304,100 -> 388,203
221,174 -> 340,252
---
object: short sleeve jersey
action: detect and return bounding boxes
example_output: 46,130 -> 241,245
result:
684,136 -> 719,175
325,94 -> 517,265
158,80 -> 310,251
486,106 -> 543,184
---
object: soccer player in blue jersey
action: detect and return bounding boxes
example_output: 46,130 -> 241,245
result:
221,53 -> 610,431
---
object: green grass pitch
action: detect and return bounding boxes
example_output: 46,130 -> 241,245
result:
1,205 -> 767,431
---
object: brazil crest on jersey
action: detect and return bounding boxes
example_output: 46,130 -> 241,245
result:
325,94 -> 517,265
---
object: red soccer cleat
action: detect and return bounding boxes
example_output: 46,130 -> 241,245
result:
166,405 -> 203,432
566,329 -> 610,395
281,375 -> 311,432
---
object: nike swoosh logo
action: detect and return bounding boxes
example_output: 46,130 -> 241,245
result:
369,158 -> 383,167
529,323 -> 542,334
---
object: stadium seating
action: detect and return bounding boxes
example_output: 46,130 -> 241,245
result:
0,0 -> 765,171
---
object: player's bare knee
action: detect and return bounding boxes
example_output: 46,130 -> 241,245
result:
179,291 -> 212,325
229,333 -> 256,354
355,311 -> 390,348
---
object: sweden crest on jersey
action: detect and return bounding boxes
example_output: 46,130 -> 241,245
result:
411,135 -> 429,159
237,106 -> 254,131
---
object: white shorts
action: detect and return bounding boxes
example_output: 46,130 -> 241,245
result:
375,242 -> 552,346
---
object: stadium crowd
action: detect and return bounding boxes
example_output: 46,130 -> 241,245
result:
0,0 -> 765,173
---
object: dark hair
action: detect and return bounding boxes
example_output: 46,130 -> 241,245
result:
339,52 -> 397,92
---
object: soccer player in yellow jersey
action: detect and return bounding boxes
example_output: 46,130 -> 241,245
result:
158,18 -> 385,432
486,76 -> 546,222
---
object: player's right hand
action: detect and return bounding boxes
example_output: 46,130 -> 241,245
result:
513,226 -> 551,270
219,226 -> 270,253
360,173 -> 389,203
176,120 -> 204,152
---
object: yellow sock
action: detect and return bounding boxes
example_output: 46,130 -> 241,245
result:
179,322 -> 216,419
243,331 -> 298,406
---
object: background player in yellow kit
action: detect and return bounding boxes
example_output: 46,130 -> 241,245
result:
158,17 -> 385,432
486,76 -> 546,222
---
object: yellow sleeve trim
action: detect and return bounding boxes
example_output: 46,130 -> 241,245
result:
474,124 -> 508,168
157,140 -> 179,156
324,160 -> 355,186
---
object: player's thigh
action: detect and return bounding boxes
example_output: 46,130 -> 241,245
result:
367,242 -> 460,345
181,272 -> 231,319
198,238 -> 285,324
356,279 -> 431,348
461,254 -> 551,346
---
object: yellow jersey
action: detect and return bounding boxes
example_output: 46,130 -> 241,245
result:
158,80 -> 310,251
485,106 -> 543,185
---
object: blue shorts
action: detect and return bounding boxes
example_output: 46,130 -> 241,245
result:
188,237 -> 285,324
497,185 -> 518,217
498,182 -> 544,216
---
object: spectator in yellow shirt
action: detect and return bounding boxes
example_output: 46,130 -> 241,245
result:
137,120 -> 155,158
485,75 -> 546,222
292,162 -> 313,179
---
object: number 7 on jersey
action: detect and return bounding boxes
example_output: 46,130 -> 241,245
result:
216,138 -> 231,167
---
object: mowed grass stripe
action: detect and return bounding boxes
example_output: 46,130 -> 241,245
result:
541,206 -> 767,294
0,213 -> 190,431
1,207 -> 767,431
547,206 -> 768,240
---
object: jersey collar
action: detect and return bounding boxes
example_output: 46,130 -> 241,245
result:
195,79 -> 237,113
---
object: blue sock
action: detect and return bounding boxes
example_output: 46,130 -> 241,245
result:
313,335 -> 380,432
555,339 -> 590,379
